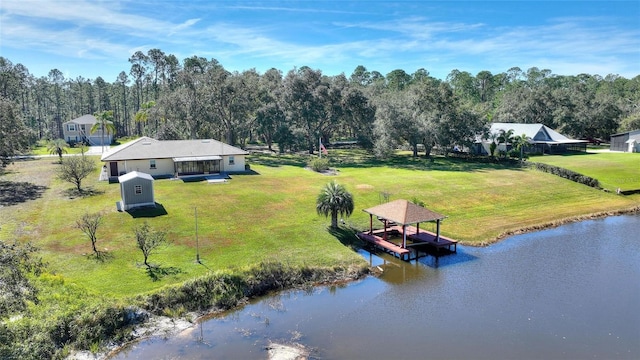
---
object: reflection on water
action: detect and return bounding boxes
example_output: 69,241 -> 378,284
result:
113,215 -> 640,360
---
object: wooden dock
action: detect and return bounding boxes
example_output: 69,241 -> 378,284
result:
358,225 -> 458,261
399,225 -> 458,253
357,232 -> 411,261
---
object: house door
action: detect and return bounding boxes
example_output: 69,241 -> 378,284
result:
109,162 -> 118,177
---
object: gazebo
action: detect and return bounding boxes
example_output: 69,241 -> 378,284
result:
358,199 -> 457,260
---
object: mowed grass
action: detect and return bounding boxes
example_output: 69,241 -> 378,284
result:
1,150 -> 637,299
531,151 -> 640,192
29,143 -> 86,156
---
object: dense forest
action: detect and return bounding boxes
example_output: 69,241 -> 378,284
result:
1,49 -> 639,160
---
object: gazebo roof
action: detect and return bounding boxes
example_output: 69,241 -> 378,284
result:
363,199 -> 446,225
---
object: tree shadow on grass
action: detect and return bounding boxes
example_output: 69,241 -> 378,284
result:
336,153 -> 528,173
0,180 -> 48,206
63,186 -> 105,199
145,264 -> 182,281
84,251 -> 114,262
328,226 -> 365,251
248,153 -> 308,168
251,149 -> 529,173
126,203 -> 168,218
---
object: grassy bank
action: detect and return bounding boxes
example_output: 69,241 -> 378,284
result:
2,151 -> 638,294
1,150 -> 638,358
530,151 -> 640,193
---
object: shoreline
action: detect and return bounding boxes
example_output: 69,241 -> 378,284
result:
68,269 -> 366,360
465,205 -> 640,247
71,206 -> 640,359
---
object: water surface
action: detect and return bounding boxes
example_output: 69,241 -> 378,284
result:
113,215 -> 640,359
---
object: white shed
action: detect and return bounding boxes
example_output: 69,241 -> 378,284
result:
117,171 -> 155,211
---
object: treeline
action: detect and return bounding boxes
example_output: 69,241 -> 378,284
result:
1,50 -> 639,156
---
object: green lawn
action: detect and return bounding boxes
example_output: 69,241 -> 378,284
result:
1,151 -> 637,299
29,143 -> 85,156
530,151 -> 640,192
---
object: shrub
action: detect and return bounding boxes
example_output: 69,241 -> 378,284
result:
309,157 -> 329,172
530,162 -> 601,189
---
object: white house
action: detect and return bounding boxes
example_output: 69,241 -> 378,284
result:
62,114 -> 113,146
475,123 -> 587,155
101,137 -> 249,180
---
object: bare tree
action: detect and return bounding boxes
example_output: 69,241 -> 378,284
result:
134,222 -> 168,269
76,212 -> 102,258
58,154 -> 96,192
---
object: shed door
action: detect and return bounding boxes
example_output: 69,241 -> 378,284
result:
109,162 -> 118,177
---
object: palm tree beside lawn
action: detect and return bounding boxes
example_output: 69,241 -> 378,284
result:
91,110 -> 116,153
47,138 -> 69,162
316,180 -> 354,229
512,133 -> 530,164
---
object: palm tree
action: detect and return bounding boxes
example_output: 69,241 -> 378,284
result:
91,110 -> 116,153
47,138 -> 69,163
316,181 -> 354,229
512,133 -> 530,164
488,132 -> 499,157
134,101 -> 156,135
497,129 -> 515,158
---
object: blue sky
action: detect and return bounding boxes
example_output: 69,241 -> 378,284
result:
1,1 -> 639,82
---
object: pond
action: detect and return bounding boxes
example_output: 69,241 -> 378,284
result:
113,214 -> 640,359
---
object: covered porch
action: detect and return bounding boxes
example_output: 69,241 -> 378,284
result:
357,199 -> 458,261
173,155 -> 221,176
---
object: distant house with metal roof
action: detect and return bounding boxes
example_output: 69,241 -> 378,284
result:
100,137 -> 249,181
62,114 -> 113,146
474,123 -> 587,155
610,129 -> 640,152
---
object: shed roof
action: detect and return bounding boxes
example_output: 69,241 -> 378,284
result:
363,199 -> 445,225
118,171 -> 154,183
611,129 -> 640,137
101,136 -> 248,161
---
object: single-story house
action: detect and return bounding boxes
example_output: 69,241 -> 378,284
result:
101,137 -> 249,180
62,114 -> 113,146
610,129 -> 640,152
118,171 -> 155,211
474,123 -> 587,155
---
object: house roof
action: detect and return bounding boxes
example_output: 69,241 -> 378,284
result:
63,114 -> 98,125
101,137 -> 249,161
488,123 -> 586,145
363,199 -> 446,225
118,171 -> 154,183
63,114 -> 114,127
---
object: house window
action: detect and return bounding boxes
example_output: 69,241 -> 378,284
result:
229,156 -> 235,165
134,185 -> 143,195
150,159 -> 156,169
68,123 -> 76,131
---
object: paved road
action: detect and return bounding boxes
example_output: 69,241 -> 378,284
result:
85,146 -> 110,155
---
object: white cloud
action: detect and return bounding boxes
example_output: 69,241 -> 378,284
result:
169,18 -> 201,36
1,1 -> 638,79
